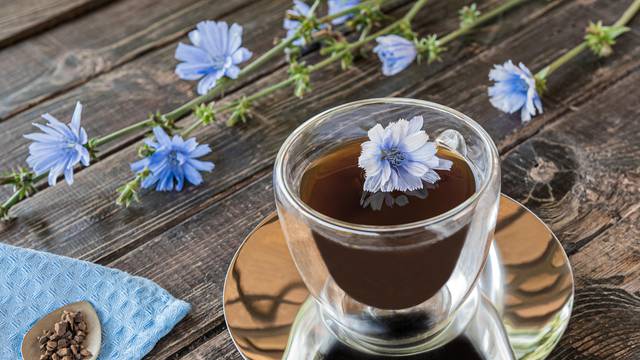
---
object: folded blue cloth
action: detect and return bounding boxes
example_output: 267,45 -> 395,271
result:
0,243 -> 190,359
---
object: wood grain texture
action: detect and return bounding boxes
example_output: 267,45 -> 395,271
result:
0,0 -> 415,182
179,325 -> 241,360
0,0 -> 638,358
0,0 -> 294,199
165,51 -> 640,359
0,0 -> 257,120
501,70 -> 640,359
0,0 -> 554,261
0,1 -> 561,356
0,0 -> 113,49
107,173 -> 276,358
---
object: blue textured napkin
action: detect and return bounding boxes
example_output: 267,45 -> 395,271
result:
0,243 -> 191,359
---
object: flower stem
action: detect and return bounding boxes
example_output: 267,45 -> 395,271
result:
93,119 -> 155,147
537,43 -> 588,79
140,0 -> 387,138
359,23 -> 373,42
615,0 -> 640,27
404,0 -> 429,22
0,190 -> 22,219
537,0 -> 640,79
173,0 -> 383,122
163,1 -> 323,121
440,0 -> 529,45
77,0 -> 377,145
0,175 -> 13,186
94,0 -> 364,144
181,0 -> 430,137
0,0 -> 404,218
181,79 -> 297,136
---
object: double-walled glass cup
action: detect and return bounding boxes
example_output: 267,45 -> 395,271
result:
274,98 -> 502,356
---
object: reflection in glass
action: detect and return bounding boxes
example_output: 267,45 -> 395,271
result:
360,184 -> 432,211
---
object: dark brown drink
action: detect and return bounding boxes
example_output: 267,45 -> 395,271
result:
319,335 -> 485,359
300,139 -> 476,309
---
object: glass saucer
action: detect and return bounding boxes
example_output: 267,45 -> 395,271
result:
222,194 -> 574,359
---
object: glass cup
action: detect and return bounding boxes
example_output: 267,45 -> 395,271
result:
273,98 -> 505,357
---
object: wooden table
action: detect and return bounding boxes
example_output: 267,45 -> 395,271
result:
1,0 -> 638,358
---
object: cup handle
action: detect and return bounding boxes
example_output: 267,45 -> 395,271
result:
436,129 -> 468,157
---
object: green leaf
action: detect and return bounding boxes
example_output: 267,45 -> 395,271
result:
288,61 -> 312,98
194,103 -> 216,126
416,35 -> 446,63
585,21 -> 630,57
226,97 -> 252,127
458,3 -> 480,28
116,168 -> 149,207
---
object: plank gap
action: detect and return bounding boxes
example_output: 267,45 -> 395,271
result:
498,60 -> 640,156
0,0 -> 260,122
0,0 -> 117,50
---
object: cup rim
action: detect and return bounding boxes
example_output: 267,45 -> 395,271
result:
274,98 -> 499,235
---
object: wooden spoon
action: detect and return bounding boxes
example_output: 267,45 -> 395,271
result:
21,301 -> 101,360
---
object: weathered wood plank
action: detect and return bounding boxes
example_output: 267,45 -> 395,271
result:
551,214 -> 640,360
0,0 -> 420,187
0,0 -> 113,49
500,71 -> 640,359
0,0 -> 295,199
0,0 -> 557,260
179,326 -> 241,360
0,0 -> 256,120
389,0 -> 640,152
2,1 -> 638,357
178,57 -> 640,359
108,172 -> 276,358
0,1 -> 564,355
501,75 -> 640,260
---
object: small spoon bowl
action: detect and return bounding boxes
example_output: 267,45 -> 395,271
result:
21,301 -> 101,360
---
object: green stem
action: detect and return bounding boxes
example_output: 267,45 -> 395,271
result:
164,1 -> 324,122
93,119 -> 155,147
615,0 -> 640,27
32,173 -> 46,183
537,0 -> 640,79
181,1 -> 426,136
181,120 -> 202,138
182,79 -> 296,137
165,0 -> 384,122
359,23 -> 373,42
404,0 -> 429,22
0,0 -> 400,218
440,0 -> 529,45
0,190 -> 22,218
537,43 -> 588,78
173,0 -> 384,136
181,0 -> 429,137
0,175 -> 13,186
94,0 -> 390,143
82,0 -> 365,146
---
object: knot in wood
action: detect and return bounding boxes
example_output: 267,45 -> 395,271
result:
529,156 -> 559,183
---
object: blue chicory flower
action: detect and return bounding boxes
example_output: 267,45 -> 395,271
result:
373,35 -> 417,76
328,0 -> 360,25
358,116 -> 452,193
24,101 -> 90,186
131,127 -> 215,192
175,21 -> 253,95
283,0 -> 313,46
488,60 -> 543,122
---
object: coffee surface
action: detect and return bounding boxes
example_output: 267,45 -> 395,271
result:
300,139 -> 475,226
299,138 -> 477,309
